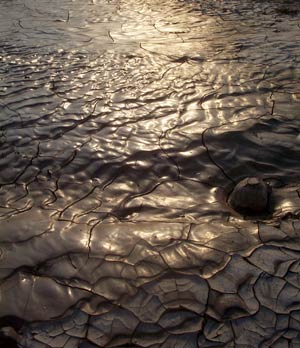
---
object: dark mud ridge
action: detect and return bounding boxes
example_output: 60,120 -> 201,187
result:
1,0 -> 300,347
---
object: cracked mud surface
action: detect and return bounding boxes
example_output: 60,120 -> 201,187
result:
1,0 -> 300,347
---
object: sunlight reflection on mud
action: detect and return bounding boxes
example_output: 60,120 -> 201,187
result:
1,0 -> 300,346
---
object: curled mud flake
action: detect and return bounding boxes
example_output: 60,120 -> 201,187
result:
228,177 -> 271,216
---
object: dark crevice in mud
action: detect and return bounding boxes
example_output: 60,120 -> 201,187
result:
0,335 -> 19,348
159,132 -> 181,181
0,317 -> 24,333
0,316 -> 24,348
201,127 -> 235,185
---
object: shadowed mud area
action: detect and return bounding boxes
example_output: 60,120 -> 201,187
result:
1,0 -> 300,346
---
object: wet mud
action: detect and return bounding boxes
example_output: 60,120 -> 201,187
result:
0,0 -> 300,347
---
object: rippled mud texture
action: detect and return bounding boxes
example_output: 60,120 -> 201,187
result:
1,0 -> 300,347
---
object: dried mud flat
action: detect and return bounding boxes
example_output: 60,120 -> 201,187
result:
0,0 -> 300,347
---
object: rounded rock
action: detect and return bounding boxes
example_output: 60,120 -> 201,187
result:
228,177 -> 269,214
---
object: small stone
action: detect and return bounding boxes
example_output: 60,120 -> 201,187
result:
228,177 -> 270,214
